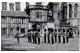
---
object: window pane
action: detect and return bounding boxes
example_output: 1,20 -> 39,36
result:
74,4 -> 78,17
15,2 -> 20,11
2,2 -> 7,10
9,3 -> 14,10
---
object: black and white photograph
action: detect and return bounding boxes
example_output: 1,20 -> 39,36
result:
1,2 -> 80,51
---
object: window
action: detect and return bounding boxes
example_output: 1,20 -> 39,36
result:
36,11 -> 42,18
1,17 -> 7,24
21,28 -> 25,34
9,3 -> 14,10
2,28 -> 7,35
15,2 -> 20,11
74,4 -> 78,17
69,4 -> 72,17
2,2 -> 7,10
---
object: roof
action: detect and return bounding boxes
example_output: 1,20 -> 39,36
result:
1,11 -> 29,17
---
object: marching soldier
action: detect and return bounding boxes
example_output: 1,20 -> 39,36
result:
37,29 -> 41,44
54,29 -> 57,43
44,29 -> 47,43
58,29 -> 61,43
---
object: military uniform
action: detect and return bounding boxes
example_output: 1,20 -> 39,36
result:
58,29 -> 61,43
51,31 -> 54,44
44,29 -> 46,43
66,29 -> 69,43
37,29 -> 40,44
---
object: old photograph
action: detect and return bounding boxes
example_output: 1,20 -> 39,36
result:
1,2 -> 80,51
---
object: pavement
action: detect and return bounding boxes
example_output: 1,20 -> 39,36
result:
1,35 -> 80,51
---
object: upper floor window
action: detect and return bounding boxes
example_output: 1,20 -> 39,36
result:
2,2 -> 7,10
15,2 -> 20,11
74,4 -> 78,17
36,11 -> 42,18
69,4 -> 72,18
9,3 -> 14,11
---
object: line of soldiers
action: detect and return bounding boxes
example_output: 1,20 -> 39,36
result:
28,28 -> 73,44
28,29 -> 41,44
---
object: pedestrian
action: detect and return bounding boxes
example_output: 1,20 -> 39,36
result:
58,29 -> 61,43
44,29 -> 47,43
37,29 -> 41,44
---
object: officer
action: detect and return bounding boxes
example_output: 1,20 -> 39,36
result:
51,29 -> 54,44
47,29 -> 50,43
66,29 -> 69,43
37,29 -> 40,44
63,29 -> 65,44
54,29 -> 57,43
44,29 -> 47,43
29,29 -> 32,43
58,29 -> 61,43
28,30 -> 30,42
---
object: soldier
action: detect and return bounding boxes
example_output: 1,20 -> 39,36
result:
32,29 -> 35,43
35,29 -> 37,44
58,29 -> 61,43
37,29 -> 41,44
28,30 -> 30,42
47,29 -> 50,43
66,29 -> 69,43
44,29 -> 47,43
51,29 -> 54,44
29,29 -> 32,43
54,29 -> 57,43
63,29 -> 65,44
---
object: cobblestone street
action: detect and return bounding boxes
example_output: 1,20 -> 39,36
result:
1,35 -> 79,51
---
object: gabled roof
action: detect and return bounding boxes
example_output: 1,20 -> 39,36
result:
1,11 -> 29,17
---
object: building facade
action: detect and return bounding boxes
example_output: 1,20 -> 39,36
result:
1,2 -> 80,37
1,2 -> 29,36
